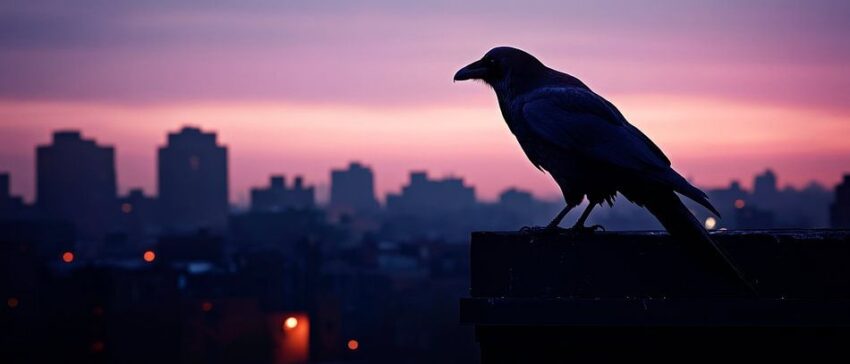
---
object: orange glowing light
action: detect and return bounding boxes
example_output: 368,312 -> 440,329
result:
284,316 -> 298,330
121,203 -> 133,213
91,340 -> 105,353
7,297 -> 19,309
201,301 -> 213,312
734,199 -> 746,209
62,251 -> 75,263
143,250 -> 156,262
347,339 -> 359,351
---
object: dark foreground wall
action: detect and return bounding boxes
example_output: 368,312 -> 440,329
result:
460,230 -> 850,363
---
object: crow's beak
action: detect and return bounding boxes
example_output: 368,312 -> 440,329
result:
454,59 -> 489,81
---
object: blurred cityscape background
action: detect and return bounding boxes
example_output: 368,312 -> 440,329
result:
1,126 -> 849,363
3,1 -> 850,363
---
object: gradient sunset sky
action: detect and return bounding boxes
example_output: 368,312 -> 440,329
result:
1,0 -> 849,204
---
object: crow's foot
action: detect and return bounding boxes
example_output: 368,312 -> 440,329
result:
519,225 -> 570,235
568,224 -> 606,234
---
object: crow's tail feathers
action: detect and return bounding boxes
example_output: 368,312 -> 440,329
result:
658,170 -> 722,217
644,191 -> 757,296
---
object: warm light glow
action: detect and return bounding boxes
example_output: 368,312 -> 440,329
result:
734,199 -> 746,209
284,316 -> 298,330
62,251 -> 75,263
7,297 -> 19,309
201,301 -> 213,312
121,203 -> 133,213
347,339 -> 359,351
92,306 -> 104,316
143,250 -> 156,262
704,217 -> 717,230
91,340 -> 105,353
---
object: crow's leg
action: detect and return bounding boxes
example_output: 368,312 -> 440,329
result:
519,203 -> 577,234
569,203 -> 605,232
546,203 -> 576,229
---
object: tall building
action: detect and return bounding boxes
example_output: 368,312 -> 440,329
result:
752,169 -> 779,208
330,162 -> 379,213
251,175 -> 315,211
36,131 -> 117,238
830,174 -> 850,228
386,171 -> 475,216
158,126 -> 228,231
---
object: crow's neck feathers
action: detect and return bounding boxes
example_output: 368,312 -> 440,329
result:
492,65 -> 588,103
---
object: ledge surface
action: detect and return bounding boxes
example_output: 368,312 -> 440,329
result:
470,229 -> 850,299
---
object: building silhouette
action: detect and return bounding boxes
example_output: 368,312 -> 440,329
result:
251,175 -> 315,212
330,162 -> 379,213
0,173 -> 26,218
830,174 -> 850,228
498,188 -> 536,212
158,126 -> 228,231
386,171 -> 475,216
701,171 -> 831,229
36,131 -> 117,239
118,188 -> 159,244
752,169 -> 779,208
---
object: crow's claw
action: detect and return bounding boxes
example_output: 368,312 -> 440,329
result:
520,226 -> 571,235
568,224 -> 606,233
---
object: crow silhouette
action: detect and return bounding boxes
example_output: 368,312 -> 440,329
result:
454,46 -> 754,292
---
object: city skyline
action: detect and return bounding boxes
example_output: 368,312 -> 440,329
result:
0,126 -> 844,208
2,1 -> 850,204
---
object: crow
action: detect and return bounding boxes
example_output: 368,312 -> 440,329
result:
454,46 -> 754,292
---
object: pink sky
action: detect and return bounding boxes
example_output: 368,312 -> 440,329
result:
1,1 -> 849,204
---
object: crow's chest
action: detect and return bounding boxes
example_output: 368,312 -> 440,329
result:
499,98 -> 597,187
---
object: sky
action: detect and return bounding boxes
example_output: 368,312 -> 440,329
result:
1,0 -> 849,204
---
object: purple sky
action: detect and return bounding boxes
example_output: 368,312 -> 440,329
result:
1,0 -> 849,204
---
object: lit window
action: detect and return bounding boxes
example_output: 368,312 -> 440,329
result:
62,251 -> 75,263
143,250 -> 156,263
347,339 -> 359,351
734,199 -> 746,209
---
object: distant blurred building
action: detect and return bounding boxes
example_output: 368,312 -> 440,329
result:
830,174 -> 850,228
158,126 -> 228,232
705,180 -> 748,219
752,169 -> 779,208
0,172 -> 26,219
386,172 -> 475,216
251,175 -> 315,212
230,209 -> 332,253
117,188 -> 159,243
36,131 -> 117,239
734,205 -> 775,229
330,162 -> 379,213
498,188 -> 535,212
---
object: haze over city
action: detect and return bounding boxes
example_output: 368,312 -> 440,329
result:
2,0 -> 850,204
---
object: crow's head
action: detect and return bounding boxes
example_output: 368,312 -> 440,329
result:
453,46 -> 546,87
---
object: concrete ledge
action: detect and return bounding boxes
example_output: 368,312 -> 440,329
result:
464,229 -> 850,363
470,229 -> 850,299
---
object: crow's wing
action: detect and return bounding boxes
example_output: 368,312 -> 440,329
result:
520,87 -> 668,172
520,87 -> 720,216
